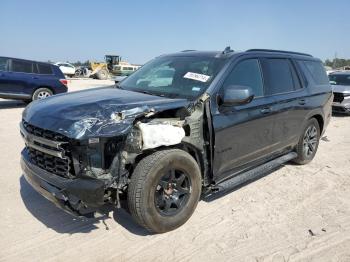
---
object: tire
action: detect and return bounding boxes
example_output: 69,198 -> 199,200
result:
32,88 -> 53,101
127,149 -> 202,233
96,69 -> 108,80
74,70 -> 81,77
293,118 -> 320,165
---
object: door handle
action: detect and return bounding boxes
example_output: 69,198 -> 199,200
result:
260,107 -> 271,114
299,99 -> 306,105
32,76 -> 38,79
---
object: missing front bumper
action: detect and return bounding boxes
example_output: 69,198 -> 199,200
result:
21,149 -> 106,217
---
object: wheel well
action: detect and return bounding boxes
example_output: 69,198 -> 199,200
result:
33,86 -> 55,96
132,145 -> 203,175
311,114 -> 324,133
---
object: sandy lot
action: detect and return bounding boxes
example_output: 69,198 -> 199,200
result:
0,79 -> 349,262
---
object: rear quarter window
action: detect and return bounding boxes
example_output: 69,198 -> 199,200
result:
37,63 -> 53,75
301,60 -> 329,85
0,57 -> 9,71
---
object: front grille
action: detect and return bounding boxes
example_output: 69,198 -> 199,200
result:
22,120 -> 74,178
27,147 -> 72,177
333,92 -> 344,103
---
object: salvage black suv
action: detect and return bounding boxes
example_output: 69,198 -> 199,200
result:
20,48 -> 332,233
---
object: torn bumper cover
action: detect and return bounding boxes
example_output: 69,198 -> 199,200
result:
21,149 -> 105,216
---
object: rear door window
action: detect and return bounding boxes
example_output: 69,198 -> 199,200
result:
302,61 -> 329,85
0,57 -> 9,71
261,58 -> 296,95
11,59 -> 33,73
223,59 -> 264,97
37,63 -> 53,74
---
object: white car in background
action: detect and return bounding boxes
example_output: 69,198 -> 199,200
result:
54,62 -> 76,77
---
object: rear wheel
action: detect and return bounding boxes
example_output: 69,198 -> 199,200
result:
293,118 -> 320,165
32,88 -> 53,101
127,149 -> 202,233
96,69 -> 108,80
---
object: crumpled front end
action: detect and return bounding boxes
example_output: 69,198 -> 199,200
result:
20,120 -> 110,216
21,150 -> 105,216
20,89 -> 212,217
331,85 -> 350,114
332,92 -> 350,113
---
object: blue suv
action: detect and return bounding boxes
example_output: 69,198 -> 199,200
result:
0,57 -> 68,102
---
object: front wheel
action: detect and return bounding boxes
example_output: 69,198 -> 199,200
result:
127,149 -> 202,233
293,118 -> 320,165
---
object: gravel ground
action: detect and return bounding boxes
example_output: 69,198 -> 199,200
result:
0,79 -> 349,262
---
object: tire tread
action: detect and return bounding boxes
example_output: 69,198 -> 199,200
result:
128,149 -> 180,232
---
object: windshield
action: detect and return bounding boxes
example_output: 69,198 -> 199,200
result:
119,56 -> 225,99
329,74 -> 350,86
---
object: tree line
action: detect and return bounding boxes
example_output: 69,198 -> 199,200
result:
324,58 -> 350,69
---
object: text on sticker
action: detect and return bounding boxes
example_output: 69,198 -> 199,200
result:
184,72 -> 210,82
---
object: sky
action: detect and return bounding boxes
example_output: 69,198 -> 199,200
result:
0,0 -> 349,64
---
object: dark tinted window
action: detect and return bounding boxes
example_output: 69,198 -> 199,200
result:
262,59 -> 295,95
0,57 -> 9,71
37,63 -> 53,74
329,74 -> 350,86
32,63 -> 39,74
303,61 -> 329,85
11,59 -> 33,73
223,59 -> 263,97
290,63 -> 302,89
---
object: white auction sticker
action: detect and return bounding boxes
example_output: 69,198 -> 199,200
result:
183,72 -> 210,82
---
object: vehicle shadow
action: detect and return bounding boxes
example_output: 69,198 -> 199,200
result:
20,175 -> 150,236
20,175 -> 103,234
0,100 -> 26,109
112,206 -> 150,236
202,165 -> 284,202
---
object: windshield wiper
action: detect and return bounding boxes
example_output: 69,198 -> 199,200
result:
135,90 -> 165,97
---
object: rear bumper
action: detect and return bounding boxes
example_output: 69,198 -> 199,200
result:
56,84 -> 68,94
21,149 -> 106,217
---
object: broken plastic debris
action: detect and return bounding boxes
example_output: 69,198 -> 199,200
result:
308,229 -> 315,236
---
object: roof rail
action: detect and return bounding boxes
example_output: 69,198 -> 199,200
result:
246,49 -> 312,57
181,50 -> 196,52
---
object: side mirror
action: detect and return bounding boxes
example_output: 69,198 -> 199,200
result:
222,85 -> 254,106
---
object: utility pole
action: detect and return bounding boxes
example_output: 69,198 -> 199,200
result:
333,52 -> 337,69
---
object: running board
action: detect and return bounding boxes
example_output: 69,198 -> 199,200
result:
203,152 -> 297,201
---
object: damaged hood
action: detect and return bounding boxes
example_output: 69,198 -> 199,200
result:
23,86 -> 189,139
